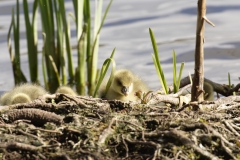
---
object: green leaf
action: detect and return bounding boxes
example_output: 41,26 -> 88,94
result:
172,50 -> 185,93
173,50 -> 177,93
76,24 -> 88,95
23,0 -> 39,83
42,33 -> 48,89
93,48 -> 116,97
177,62 -> 185,90
88,0 -> 113,96
39,0 -> 60,92
149,28 -> 168,94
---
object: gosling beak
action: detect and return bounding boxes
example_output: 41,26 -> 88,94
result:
121,86 -> 130,96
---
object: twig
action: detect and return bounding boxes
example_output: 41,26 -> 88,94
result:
0,142 -> 39,152
98,118 -> 116,145
174,150 -> 182,160
203,16 -> 215,27
220,139 -> 237,160
144,129 -> 219,159
223,121 -> 240,137
5,108 -> 63,125
147,93 -> 180,105
203,124 -> 235,148
18,129 -> 45,145
122,135 -> 129,158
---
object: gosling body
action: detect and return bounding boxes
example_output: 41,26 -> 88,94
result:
203,81 -> 214,101
99,69 -> 149,102
0,83 -> 47,105
55,86 -> 78,96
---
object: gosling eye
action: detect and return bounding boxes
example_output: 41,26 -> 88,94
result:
121,86 -> 128,94
116,79 -> 122,86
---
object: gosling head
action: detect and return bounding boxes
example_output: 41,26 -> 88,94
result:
11,93 -> 31,104
112,70 -> 134,96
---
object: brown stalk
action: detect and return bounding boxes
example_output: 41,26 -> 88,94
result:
191,0 -> 207,104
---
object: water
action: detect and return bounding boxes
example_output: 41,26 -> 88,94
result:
0,0 -> 240,94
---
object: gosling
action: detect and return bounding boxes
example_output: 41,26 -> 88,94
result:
55,85 -> 78,96
203,81 -> 214,101
99,69 -> 149,102
0,83 -> 47,105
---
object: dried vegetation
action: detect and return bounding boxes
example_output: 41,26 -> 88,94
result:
1,79 -> 240,159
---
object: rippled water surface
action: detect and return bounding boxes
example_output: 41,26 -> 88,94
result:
0,0 -> 240,94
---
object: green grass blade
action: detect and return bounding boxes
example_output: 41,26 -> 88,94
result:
42,33 -> 48,89
89,0 -> 103,96
11,1 -> 27,84
228,72 -> 231,88
23,0 -> 39,83
94,0 -> 103,36
90,0 -> 113,53
7,13 -> 14,62
151,54 -> 163,86
95,0 -> 113,36
59,0 -> 74,84
84,0 -> 92,94
72,3 -> 84,93
93,57 -> 116,98
149,29 -> 160,63
177,62 -> 185,90
228,72 -> 235,95
39,0 -> 59,92
151,54 -> 167,94
72,0 -> 84,40
8,10 -> 24,84
93,48 -> 116,97
66,17 -> 75,84
76,24 -> 88,95
104,59 -> 116,97
172,50 -> 184,93
48,55 -> 61,85
14,0 -> 20,67
149,28 -> 168,94
104,48 -> 115,76
32,0 -> 38,44
88,0 -> 113,96
173,50 -> 177,93
54,0 -> 67,85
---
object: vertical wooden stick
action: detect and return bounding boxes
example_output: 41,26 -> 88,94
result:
191,0 -> 206,103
